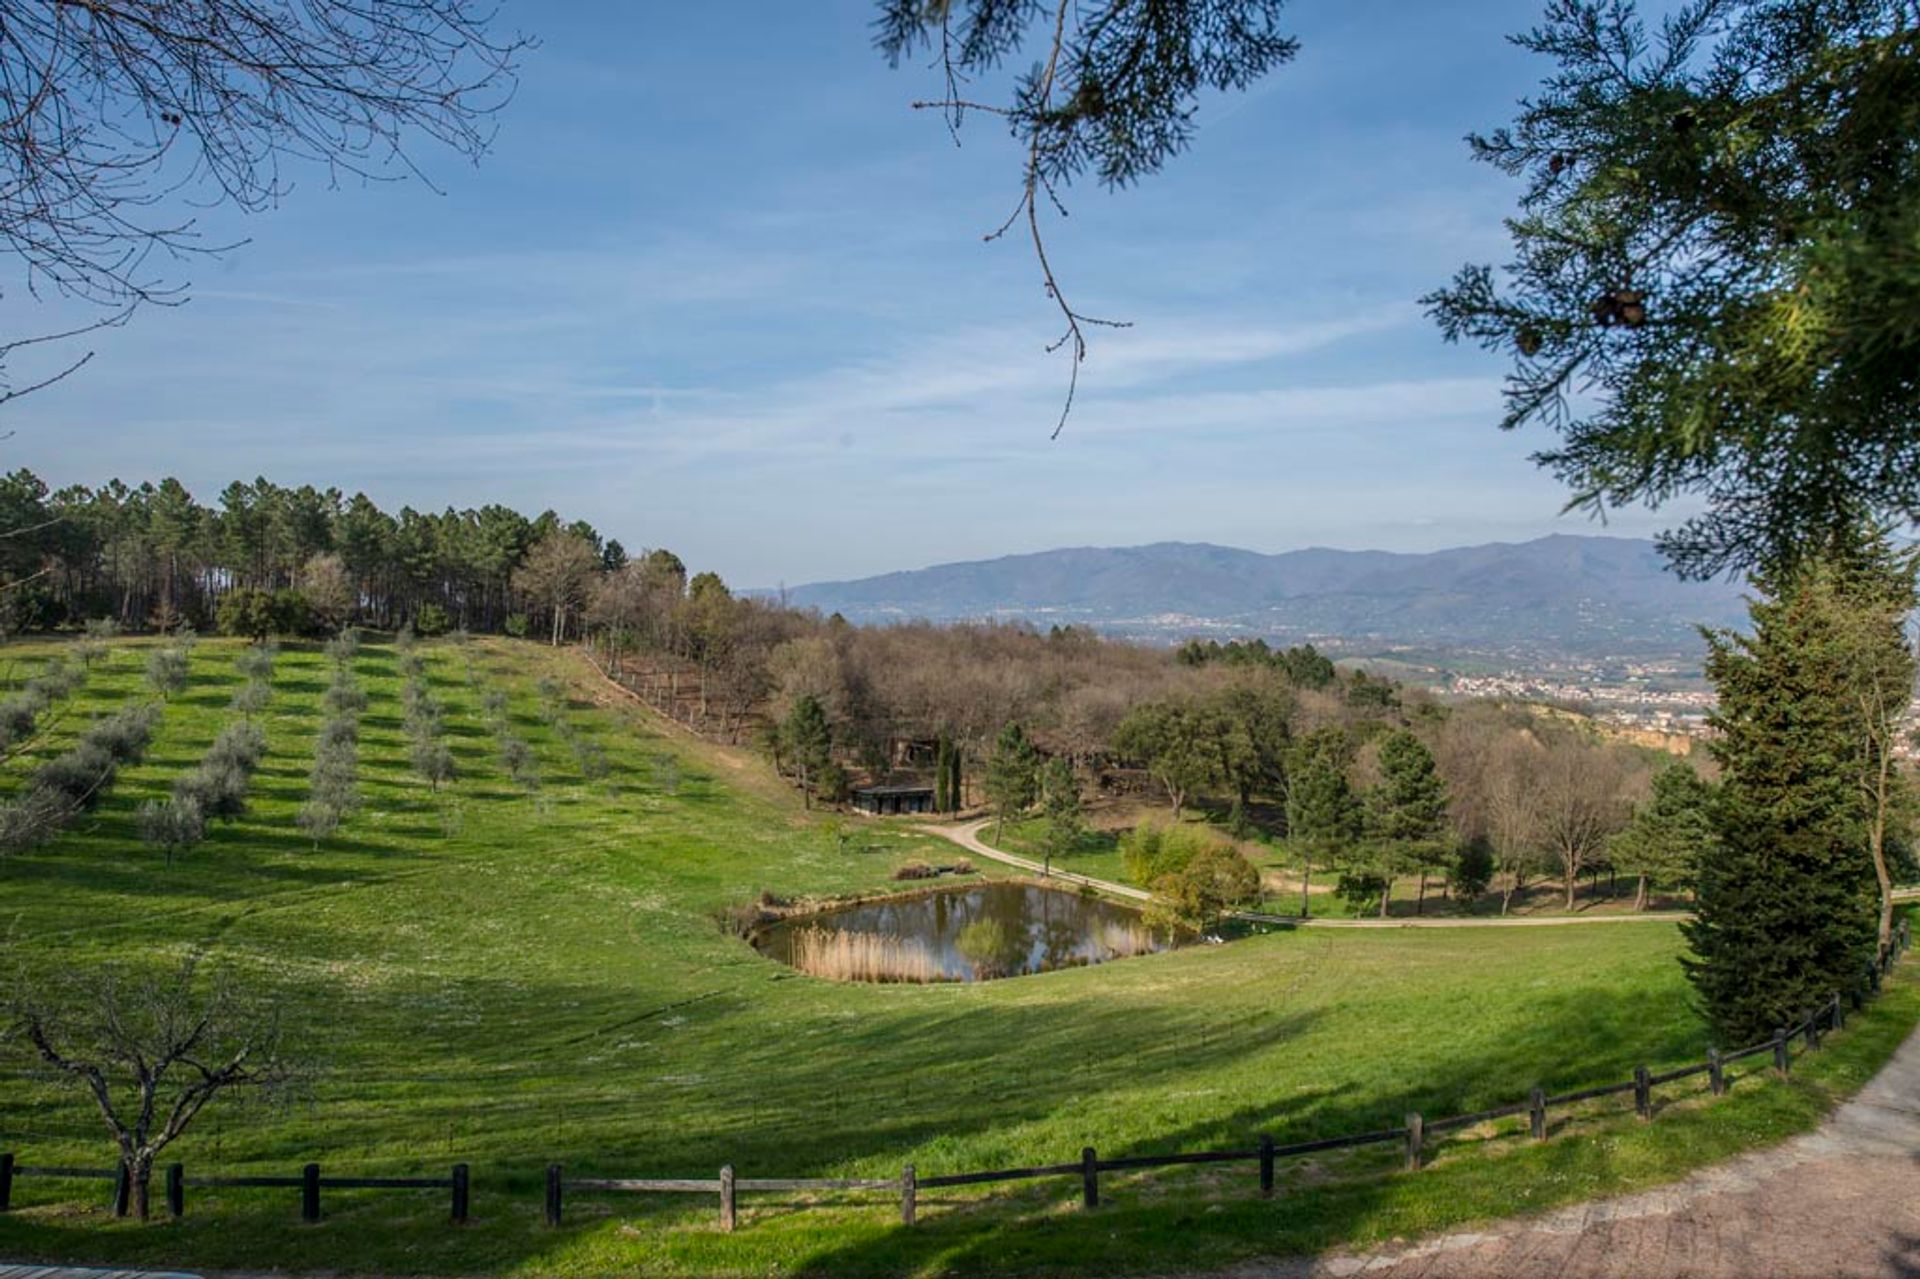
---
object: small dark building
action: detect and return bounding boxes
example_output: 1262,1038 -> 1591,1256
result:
851,783 -> 936,816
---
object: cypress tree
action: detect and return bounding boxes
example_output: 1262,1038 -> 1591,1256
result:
947,741 -> 964,812
933,733 -> 953,814
1686,556 -> 1880,1045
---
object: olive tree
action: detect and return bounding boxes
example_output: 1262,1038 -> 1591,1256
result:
5,953 -> 301,1220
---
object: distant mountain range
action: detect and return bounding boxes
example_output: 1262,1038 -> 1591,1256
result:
783,535 -> 1753,663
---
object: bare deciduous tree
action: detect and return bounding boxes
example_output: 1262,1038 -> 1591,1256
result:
0,0 -> 528,399
6,952 -> 302,1220
513,530 -> 599,646
1534,730 -> 1631,912
875,0 -> 1297,434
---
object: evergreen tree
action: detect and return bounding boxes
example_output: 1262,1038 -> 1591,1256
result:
1285,728 -> 1359,920
984,721 -> 1041,842
933,733 -> 954,814
945,739 -> 964,812
1036,755 -> 1086,875
1429,0 -> 1920,575
1364,730 -> 1450,917
1609,763 -> 1715,910
782,695 -> 833,810
1688,556 -> 1881,1044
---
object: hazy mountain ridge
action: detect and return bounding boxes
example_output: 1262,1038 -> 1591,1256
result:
785,535 -> 1752,660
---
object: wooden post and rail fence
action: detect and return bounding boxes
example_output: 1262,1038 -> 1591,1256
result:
2,919 -> 1909,1233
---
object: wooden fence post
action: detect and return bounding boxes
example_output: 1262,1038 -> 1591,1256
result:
0,1152 -> 12,1213
1081,1147 -> 1099,1209
544,1164 -> 563,1226
166,1163 -> 184,1219
1529,1088 -> 1546,1141
1772,1029 -> 1790,1078
1808,1011 -> 1824,1050
1832,991 -> 1845,1031
451,1163 -> 469,1225
112,1162 -> 130,1218
1634,1066 -> 1651,1119
1259,1134 -> 1275,1200
1708,1048 -> 1725,1096
719,1164 -> 736,1233
1404,1113 -> 1424,1171
901,1165 -> 916,1227
302,1162 -> 321,1223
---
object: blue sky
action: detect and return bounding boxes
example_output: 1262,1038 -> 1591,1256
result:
0,0 -> 1697,587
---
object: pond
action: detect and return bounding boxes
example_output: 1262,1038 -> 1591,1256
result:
754,881 -> 1173,983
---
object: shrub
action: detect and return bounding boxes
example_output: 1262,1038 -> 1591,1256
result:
317,717 -> 359,752
270,589 -> 313,637
411,739 -> 456,791
139,796 -> 206,866
1333,872 -> 1391,913
414,603 -> 451,637
1120,819 -> 1232,886
503,613 -> 529,639
175,760 -> 251,822
1146,844 -> 1261,933
145,646 -> 189,699
234,644 -> 276,682
573,738 -> 610,783
216,588 -> 276,640
87,705 -> 158,761
0,789 -> 77,857
403,699 -> 442,742
35,742 -> 117,809
205,722 -> 267,774
296,799 -> 342,845
323,677 -> 367,716
230,680 -> 271,718
500,736 -> 537,790
1449,838 -> 1495,901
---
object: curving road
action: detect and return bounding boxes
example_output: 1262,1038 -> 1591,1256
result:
918,819 -> 1693,929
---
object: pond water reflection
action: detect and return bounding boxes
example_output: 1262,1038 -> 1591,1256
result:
755,881 -> 1172,982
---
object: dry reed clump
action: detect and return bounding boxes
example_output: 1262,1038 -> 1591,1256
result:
717,890 -> 793,937
1096,918 -> 1161,960
892,861 -> 937,881
790,927 -> 949,984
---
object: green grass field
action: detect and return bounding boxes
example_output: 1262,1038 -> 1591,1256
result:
0,634 -> 1913,1278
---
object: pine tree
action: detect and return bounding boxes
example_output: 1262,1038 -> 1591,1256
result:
1036,756 -> 1086,875
1609,764 -> 1715,910
1687,556 -> 1881,1045
984,722 -> 1041,842
782,695 -> 832,811
1285,728 -> 1359,920
1365,730 -> 1450,917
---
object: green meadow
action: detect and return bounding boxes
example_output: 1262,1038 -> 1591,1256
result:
0,635 -> 1912,1277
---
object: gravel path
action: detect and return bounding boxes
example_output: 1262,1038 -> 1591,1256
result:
1227,1023 -> 1920,1279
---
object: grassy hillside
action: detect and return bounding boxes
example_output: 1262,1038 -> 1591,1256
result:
0,634 -> 1911,1278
